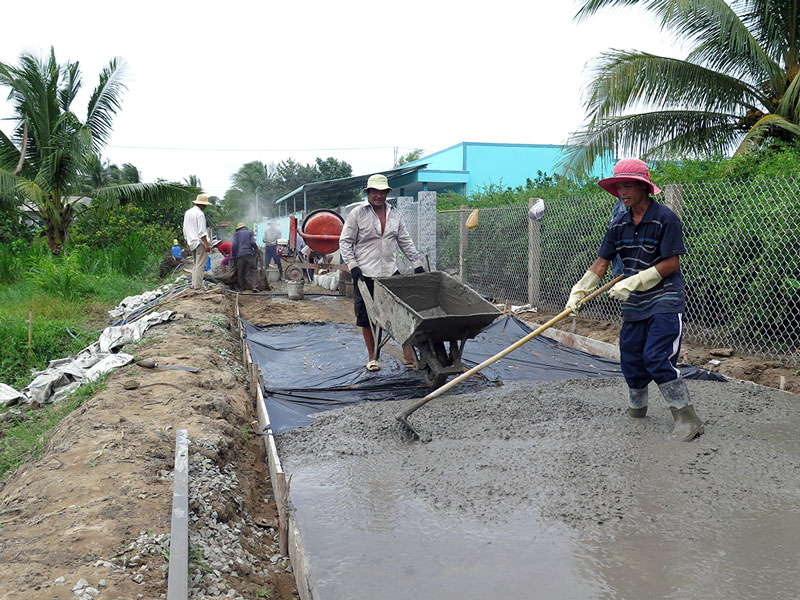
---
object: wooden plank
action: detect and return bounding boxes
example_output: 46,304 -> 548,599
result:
240,306 -> 314,599
288,518 -> 314,600
530,323 -> 621,361
167,429 -> 189,600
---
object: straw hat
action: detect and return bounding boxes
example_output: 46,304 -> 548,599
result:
192,194 -> 211,206
235,222 -> 246,230
597,158 -> 661,197
363,174 -> 392,192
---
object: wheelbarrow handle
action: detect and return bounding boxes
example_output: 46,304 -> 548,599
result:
395,274 -> 625,424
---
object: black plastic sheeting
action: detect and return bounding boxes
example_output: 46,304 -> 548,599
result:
243,316 -> 725,434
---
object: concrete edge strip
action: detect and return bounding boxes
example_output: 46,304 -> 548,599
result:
532,320 -> 791,395
236,298 -> 314,600
167,429 -> 189,600
535,323 -> 621,361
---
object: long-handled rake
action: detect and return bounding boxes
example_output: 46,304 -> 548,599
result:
395,274 -> 624,439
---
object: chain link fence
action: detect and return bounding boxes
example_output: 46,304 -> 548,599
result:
429,177 -> 800,365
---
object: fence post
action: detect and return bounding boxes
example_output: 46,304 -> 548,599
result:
528,199 -> 541,306
396,196 -> 416,241
663,184 -> 683,219
418,191 -> 437,270
458,205 -> 468,282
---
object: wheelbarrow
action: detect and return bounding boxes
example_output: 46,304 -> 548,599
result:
358,271 -> 502,387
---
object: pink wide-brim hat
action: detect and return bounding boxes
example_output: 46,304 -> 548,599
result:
597,158 -> 662,197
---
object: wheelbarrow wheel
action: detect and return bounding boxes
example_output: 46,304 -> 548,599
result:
419,341 -> 450,388
285,265 -> 304,281
422,366 -> 449,388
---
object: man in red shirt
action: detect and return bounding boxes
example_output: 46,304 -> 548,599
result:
217,241 -> 233,272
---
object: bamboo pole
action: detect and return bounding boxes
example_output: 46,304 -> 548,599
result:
27,309 -> 33,356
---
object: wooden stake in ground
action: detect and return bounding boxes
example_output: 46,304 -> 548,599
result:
27,309 -> 33,356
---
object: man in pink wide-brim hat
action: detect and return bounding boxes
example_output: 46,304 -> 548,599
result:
566,158 -> 704,442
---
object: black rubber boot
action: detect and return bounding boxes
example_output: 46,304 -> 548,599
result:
669,405 -> 705,442
627,387 -> 648,418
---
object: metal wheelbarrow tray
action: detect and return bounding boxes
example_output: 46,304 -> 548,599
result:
359,271 -> 501,387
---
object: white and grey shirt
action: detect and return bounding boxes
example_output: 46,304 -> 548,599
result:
339,201 -> 423,277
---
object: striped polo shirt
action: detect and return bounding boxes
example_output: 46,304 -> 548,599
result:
598,200 -> 686,322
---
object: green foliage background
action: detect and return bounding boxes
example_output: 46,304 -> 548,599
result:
436,144 -> 800,356
0,235 -> 164,389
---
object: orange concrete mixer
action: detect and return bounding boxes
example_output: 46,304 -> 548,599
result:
296,209 -> 344,255
284,210 -> 348,282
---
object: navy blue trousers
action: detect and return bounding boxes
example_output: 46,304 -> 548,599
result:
619,313 -> 684,389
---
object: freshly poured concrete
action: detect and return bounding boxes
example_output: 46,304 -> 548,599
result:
276,378 -> 800,599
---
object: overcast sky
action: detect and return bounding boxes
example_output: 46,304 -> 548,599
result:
1,1 -> 683,197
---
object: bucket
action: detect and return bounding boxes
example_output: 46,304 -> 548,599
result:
267,267 -> 280,283
287,280 -> 304,300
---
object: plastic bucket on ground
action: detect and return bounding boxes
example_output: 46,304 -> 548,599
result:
267,267 -> 280,282
287,280 -> 304,300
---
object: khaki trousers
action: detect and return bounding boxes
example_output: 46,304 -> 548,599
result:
192,245 -> 208,289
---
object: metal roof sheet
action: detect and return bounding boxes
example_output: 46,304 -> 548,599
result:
275,163 -> 428,205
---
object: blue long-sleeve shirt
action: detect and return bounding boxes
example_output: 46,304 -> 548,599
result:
232,228 -> 258,259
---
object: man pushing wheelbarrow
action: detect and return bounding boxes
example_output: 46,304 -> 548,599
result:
339,174 -> 426,372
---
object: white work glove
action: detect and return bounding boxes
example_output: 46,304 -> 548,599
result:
566,270 -> 601,314
608,266 -> 663,302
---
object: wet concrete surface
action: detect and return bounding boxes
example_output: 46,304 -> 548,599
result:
276,377 -> 800,599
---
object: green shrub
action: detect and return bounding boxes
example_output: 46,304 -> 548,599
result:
28,253 -> 94,300
0,245 -> 22,284
110,232 -> 158,277
71,244 -> 111,275
0,315 -> 90,389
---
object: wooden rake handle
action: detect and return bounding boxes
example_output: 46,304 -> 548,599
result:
395,274 -> 625,423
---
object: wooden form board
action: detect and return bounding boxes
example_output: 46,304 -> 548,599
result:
532,322 -> 621,361
167,429 -> 189,600
235,297 -> 314,600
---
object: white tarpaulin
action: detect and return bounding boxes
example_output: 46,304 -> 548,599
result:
4,283 -> 186,406
106,281 -> 185,320
98,310 -> 176,353
0,383 -> 24,407
21,351 -> 135,405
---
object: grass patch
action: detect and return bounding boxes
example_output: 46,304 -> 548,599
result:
0,239 -> 178,481
0,255 -> 166,389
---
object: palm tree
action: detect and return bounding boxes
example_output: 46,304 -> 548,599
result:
228,161 -> 277,220
0,47 -> 188,254
562,0 -> 800,174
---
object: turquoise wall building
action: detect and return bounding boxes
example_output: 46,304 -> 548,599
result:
276,141 -> 611,213
391,142 -> 578,197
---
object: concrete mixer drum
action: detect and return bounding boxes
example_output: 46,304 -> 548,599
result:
299,209 -> 345,255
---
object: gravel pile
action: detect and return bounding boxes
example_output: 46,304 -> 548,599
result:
183,439 -> 290,599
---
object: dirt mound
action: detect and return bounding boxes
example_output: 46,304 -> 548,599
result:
0,286 -> 300,600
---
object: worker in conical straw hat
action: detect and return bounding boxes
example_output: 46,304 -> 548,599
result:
339,174 -> 426,372
565,158 -> 703,441
182,194 -> 212,290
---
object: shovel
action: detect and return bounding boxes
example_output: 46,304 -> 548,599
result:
395,274 -> 624,438
136,359 -> 199,373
